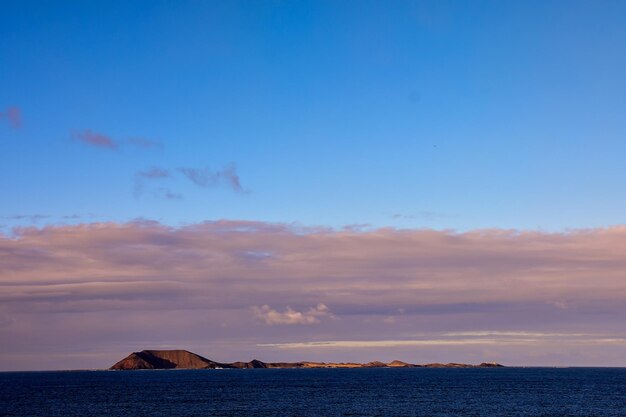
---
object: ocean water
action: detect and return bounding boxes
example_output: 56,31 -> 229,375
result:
1,368 -> 625,416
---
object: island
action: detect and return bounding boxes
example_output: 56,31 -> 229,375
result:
110,350 -> 503,370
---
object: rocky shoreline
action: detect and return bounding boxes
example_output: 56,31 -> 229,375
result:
110,350 -> 504,370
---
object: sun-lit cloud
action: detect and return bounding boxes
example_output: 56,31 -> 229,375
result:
258,339 -> 526,349
442,331 -> 595,338
252,304 -> 331,325
2,220 -> 626,368
257,333 -> 626,349
3,221 -> 626,313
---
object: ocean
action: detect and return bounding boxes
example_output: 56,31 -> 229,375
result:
1,367 -> 625,416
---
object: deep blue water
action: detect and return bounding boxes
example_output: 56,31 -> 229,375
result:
1,368 -> 625,416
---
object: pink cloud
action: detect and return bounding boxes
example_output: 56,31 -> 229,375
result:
2,221 -> 626,369
73,131 -> 163,151
3,222 -> 626,311
73,129 -> 118,149
0,106 -> 22,128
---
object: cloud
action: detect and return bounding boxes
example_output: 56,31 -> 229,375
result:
73,129 -> 118,150
3,221 -> 626,313
257,333 -> 626,349
155,188 -> 183,200
218,164 -> 245,193
137,167 -> 170,180
179,164 -> 246,193
3,221 -> 626,368
125,137 -> 164,150
442,331 -> 594,338
73,130 -> 163,151
3,214 -> 50,222
252,304 -> 331,325
133,167 -> 172,198
392,211 -> 448,220
134,165 -> 245,199
1,214 -> 89,226
0,106 -> 22,128
258,339 -> 521,349
179,167 -> 215,187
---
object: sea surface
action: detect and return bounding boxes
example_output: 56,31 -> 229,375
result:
1,367 -> 625,416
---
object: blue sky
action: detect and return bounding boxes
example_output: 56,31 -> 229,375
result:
2,0 -> 626,231
3,1 -> 626,370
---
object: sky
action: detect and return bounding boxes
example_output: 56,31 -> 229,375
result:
1,0 -> 626,370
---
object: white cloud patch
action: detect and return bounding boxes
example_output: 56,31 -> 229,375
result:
252,304 -> 331,325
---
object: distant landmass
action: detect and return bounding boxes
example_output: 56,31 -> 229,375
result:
110,350 -> 503,370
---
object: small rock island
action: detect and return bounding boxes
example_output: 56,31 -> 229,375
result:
110,350 -> 503,370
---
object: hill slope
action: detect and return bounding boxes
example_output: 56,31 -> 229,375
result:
110,350 -> 222,370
